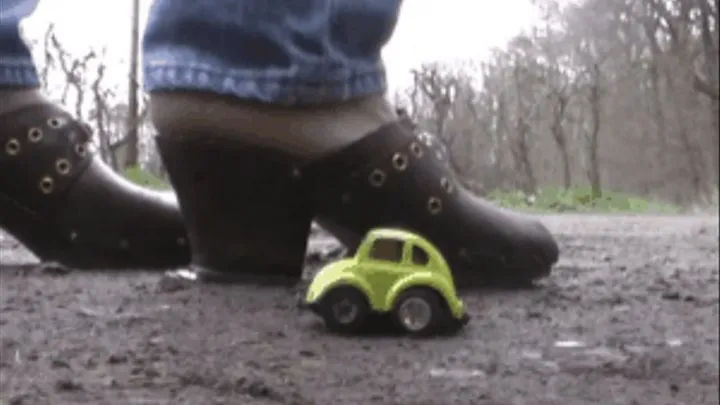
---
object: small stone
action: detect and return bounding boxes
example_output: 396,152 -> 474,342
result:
9,393 -> 31,405
50,359 -> 70,369
39,261 -> 71,275
520,350 -> 543,360
145,367 -> 161,378
266,330 -> 286,338
156,271 -> 194,293
104,377 -> 118,387
149,336 -> 164,345
661,291 -> 681,300
85,356 -> 98,369
55,378 -> 83,391
666,339 -> 684,347
246,380 -> 273,398
107,353 -> 128,364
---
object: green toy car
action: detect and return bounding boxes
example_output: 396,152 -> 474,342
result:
302,228 -> 469,336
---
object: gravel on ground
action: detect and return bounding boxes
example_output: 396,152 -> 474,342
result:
1,214 -> 718,405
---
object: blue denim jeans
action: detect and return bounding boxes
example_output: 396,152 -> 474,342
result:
0,0 -> 400,104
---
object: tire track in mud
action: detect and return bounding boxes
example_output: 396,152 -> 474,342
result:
1,214 -> 718,405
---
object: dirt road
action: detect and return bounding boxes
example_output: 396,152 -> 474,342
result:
1,215 -> 718,405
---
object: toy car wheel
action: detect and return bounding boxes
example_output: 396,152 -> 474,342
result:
392,288 -> 447,336
320,286 -> 370,334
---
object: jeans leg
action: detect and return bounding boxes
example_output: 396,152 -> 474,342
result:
0,0 -> 41,87
143,0 -> 401,105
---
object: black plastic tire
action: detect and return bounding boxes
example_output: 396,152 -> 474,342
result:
392,288 -> 449,336
320,286 -> 370,334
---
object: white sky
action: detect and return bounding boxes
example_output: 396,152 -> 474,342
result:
20,0 -> 540,93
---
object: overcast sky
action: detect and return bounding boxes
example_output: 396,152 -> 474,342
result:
20,0 -> 540,92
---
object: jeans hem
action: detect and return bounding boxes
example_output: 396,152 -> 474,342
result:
0,62 -> 40,87
143,65 -> 388,105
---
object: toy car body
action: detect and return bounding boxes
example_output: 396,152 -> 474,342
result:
303,228 -> 469,335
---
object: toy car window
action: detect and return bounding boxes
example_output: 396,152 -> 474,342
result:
368,238 -> 404,262
411,246 -> 430,266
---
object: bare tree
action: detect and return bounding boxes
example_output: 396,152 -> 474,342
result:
48,33 -> 96,121
410,64 -> 457,143
38,26 -> 149,174
584,63 -> 604,199
124,0 -> 142,169
535,24 -> 575,190
90,64 -> 113,166
394,0 -> 718,207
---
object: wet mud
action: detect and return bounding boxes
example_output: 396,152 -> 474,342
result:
1,215 -> 718,405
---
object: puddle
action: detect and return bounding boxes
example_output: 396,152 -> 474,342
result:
572,346 -> 629,363
168,269 -> 197,280
525,339 -> 696,373
666,338 -> 684,347
519,343 -> 632,373
624,344 -> 650,354
300,358 -> 326,369
521,350 -> 543,360
428,367 -> 486,379
581,346 -> 622,357
554,340 -> 586,348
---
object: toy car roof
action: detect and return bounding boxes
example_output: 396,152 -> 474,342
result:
365,228 -> 431,245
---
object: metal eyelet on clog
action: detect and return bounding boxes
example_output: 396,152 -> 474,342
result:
428,196 -> 442,215
47,117 -> 66,129
28,127 -> 43,143
5,138 -> 20,155
392,153 -> 409,171
409,142 -> 423,158
56,158 -> 71,175
39,176 -> 54,194
440,177 -> 454,194
368,169 -> 386,187
75,143 -> 87,157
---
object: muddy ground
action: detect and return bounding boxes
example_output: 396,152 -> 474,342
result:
0,214 -> 718,405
